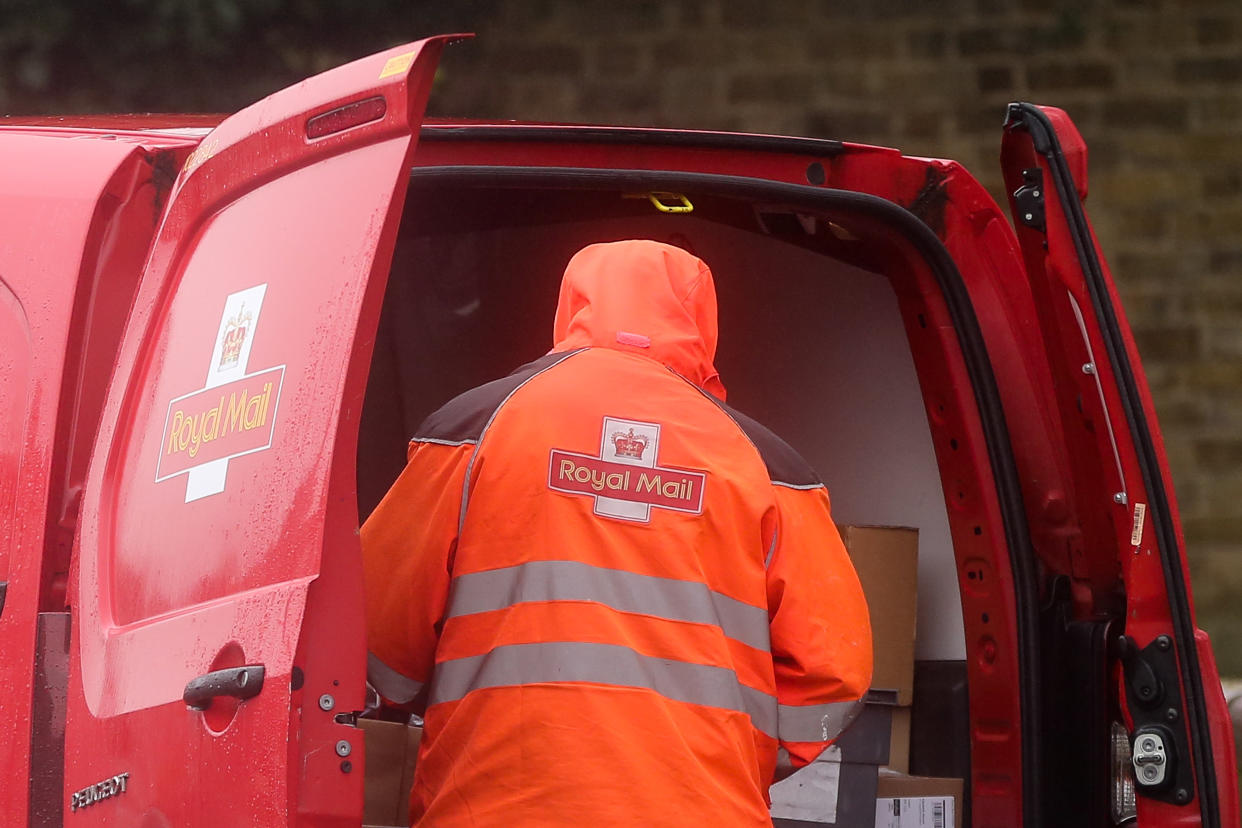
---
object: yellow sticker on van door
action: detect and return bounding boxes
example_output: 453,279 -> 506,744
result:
379,51 -> 416,79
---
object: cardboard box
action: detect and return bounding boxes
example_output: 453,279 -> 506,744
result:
886,706 -> 911,775
359,718 -> 421,828
840,526 -> 919,707
874,774 -> 962,828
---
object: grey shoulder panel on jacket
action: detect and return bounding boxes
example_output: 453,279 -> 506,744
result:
714,402 -> 823,489
412,350 -> 581,444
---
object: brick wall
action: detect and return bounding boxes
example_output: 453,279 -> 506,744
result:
428,0 -> 1242,671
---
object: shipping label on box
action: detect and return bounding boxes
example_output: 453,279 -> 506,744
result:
875,795 -> 954,828
875,774 -> 962,828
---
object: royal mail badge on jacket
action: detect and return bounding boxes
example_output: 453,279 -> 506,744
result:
548,416 -> 706,522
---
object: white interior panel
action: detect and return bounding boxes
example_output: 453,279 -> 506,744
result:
698,226 -> 967,661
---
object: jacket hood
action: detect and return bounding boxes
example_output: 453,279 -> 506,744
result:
552,240 -> 726,400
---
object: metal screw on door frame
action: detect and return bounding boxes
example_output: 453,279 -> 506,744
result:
335,740 -> 352,757
318,694 -> 335,711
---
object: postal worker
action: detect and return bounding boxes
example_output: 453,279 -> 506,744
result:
362,239 -> 872,826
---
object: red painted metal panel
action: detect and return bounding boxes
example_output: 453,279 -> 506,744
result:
0,134 -> 170,823
62,37 -> 454,826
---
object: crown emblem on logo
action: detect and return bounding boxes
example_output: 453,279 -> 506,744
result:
219,302 -> 253,369
611,428 -> 649,459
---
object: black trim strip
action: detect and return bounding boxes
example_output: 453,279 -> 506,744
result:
420,124 -> 847,157
406,164 -> 1042,825
1007,101 -> 1218,826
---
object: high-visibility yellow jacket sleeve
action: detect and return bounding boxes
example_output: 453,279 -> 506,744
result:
766,485 -> 873,768
361,439 -> 472,710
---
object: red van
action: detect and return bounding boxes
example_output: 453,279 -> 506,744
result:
0,36 -> 1236,827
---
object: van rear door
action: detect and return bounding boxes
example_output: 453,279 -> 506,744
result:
62,37 -> 456,826
1002,103 -> 1237,827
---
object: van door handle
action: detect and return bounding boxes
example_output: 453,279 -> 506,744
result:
183,665 -> 265,710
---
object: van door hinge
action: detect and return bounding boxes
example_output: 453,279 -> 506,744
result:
1013,167 -> 1046,231
1118,635 -> 1194,804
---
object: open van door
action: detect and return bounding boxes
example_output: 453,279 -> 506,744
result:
62,37 -> 459,826
1002,103 -> 1238,827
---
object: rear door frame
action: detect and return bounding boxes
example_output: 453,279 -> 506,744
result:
1003,101 -> 1233,826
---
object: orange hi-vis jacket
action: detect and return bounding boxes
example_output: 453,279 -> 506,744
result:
363,240 -> 872,826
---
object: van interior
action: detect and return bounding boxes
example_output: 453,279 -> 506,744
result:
355,173 -> 976,823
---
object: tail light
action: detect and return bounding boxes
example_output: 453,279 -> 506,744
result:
305,96 -> 387,140
1111,721 -> 1138,823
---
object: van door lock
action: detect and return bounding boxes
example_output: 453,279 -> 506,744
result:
1117,634 -> 1193,804
1132,727 -> 1171,788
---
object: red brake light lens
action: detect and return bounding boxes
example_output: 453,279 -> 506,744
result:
305,96 -> 387,139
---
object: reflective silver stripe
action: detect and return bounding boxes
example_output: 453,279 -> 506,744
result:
367,652 -> 424,705
446,560 -> 770,652
777,698 -> 864,743
772,481 -> 826,491
765,529 -> 779,569
412,436 -> 477,447
429,641 -> 778,737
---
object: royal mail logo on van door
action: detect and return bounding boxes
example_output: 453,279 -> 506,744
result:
218,302 -> 252,368
548,416 -> 706,523
156,284 -> 285,503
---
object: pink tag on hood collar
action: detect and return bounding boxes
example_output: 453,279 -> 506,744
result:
615,331 -> 651,348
